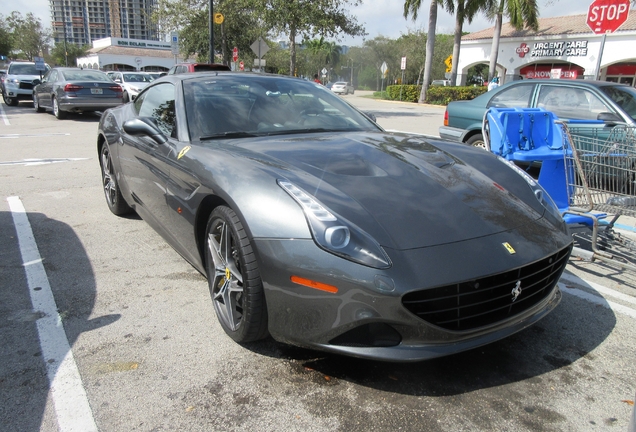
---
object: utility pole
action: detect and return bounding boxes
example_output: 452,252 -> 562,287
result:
209,0 -> 214,63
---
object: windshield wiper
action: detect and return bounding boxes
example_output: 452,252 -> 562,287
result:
200,131 -> 258,140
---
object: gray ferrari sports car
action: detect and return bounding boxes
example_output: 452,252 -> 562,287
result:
97,72 -> 573,362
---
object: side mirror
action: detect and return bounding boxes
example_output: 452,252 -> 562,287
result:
123,117 -> 167,145
363,111 -> 377,122
597,112 -> 623,123
32,79 -> 41,86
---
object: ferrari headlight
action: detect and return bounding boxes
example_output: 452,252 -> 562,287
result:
278,180 -> 391,269
497,156 -> 564,227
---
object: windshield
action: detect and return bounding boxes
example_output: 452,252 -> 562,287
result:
61,70 -> 110,82
601,85 -> 636,121
183,75 -> 380,140
123,73 -> 154,83
9,63 -> 48,75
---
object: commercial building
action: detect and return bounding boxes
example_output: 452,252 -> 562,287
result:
457,13 -> 636,87
50,0 -> 159,46
76,37 -> 174,71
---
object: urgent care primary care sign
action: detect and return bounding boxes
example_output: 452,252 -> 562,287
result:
526,40 -> 589,57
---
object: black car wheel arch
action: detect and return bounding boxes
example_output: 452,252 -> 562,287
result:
205,206 -> 269,343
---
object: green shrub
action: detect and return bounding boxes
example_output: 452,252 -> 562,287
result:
384,84 -> 488,105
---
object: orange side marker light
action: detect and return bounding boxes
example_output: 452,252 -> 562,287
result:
290,275 -> 338,294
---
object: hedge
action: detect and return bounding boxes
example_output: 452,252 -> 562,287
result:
385,84 -> 488,105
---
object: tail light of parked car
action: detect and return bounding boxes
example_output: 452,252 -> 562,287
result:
109,84 -> 123,95
63,84 -> 83,92
443,109 -> 449,126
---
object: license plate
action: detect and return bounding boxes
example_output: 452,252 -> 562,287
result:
91,88 -> 103,94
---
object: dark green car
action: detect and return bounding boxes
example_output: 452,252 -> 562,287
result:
439,79 -> 636,148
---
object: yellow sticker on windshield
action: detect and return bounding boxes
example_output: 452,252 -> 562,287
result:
177,146 -> 191,160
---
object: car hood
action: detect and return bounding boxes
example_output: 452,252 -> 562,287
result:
7,74 -> 40,81
231,131 -> 545,250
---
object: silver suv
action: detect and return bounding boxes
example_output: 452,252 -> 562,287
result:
3,61 -> 49,106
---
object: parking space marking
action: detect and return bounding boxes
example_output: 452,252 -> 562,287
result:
7,196 -> 98,432
0,104 -> 9,125
559,275 -> 636,320
0,158 -> 89,166
0,133 -> 71,139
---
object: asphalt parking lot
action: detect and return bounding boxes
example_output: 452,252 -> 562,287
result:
1,95 -> 635,432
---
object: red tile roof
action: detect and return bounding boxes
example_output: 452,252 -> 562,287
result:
463,12 -> 636,41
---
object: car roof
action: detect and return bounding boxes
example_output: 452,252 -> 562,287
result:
500,78 -> 628,89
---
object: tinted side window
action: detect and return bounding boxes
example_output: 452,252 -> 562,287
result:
487,84 -> 534,108
537,85 -> 612,120
136,83 -> 176,137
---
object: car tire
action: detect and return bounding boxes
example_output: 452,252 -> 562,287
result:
204,206 -> 268,343
53,97 -> 67,119
100,144 -> 132,216
3,91 -> 18,106
123,92 -> 130,103
34,94 -> 44,113
466,133 -> 487,150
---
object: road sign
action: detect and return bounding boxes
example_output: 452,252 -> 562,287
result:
34,56 -> 46,71
400,57 -> 406,70
444,55 -> 453,73
586,0 -> 630,34
239,61 -> 244,71
380,61 -> 388,77
171,32 -> 179,55
232,47 -> 238,62
250,37 -> 270,58
213,13 -> 224,24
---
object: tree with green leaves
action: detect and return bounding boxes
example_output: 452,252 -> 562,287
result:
0,17 -> 13,57
403,0 -> 440,103
303,37 -> 342,80
153,0 -> 265,65
444,0 -> 487,86
6,12 -> 50,60
485,0 -> 539,81
264,0 -> 365,76
49,43 -> 90,67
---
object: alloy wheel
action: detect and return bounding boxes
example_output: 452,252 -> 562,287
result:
207,218 -> 244,331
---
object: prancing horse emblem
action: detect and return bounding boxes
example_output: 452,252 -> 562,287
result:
511,281 -> 522,302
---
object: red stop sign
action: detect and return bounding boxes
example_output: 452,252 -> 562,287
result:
587,0 -> 630,34
232,47 -> 238,62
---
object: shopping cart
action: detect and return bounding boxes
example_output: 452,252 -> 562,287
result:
484,107 -> 636,271
561,122 -> 636,271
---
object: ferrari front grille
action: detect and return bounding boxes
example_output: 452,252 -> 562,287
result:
402,245 -> 572,331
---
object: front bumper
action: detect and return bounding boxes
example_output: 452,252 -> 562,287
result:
253,219 -> 572,362
4,82 -> 35,100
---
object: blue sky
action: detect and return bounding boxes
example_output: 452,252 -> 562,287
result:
1,0 -> 594,47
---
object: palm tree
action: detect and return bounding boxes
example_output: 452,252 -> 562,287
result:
403,0 -> 439,103
486,0 -> 539,81
445,0 -> 488,86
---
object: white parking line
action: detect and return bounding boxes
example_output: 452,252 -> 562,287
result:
559,273 -> 636,320
7,196 -> 98,432
0,103 -> 9,125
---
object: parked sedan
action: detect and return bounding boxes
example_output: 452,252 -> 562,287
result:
331,81 -> 354,95
97,72 -> 572,362
107,71 -> 154,102
439,79 -> 636,148
33,68 -> 123,119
